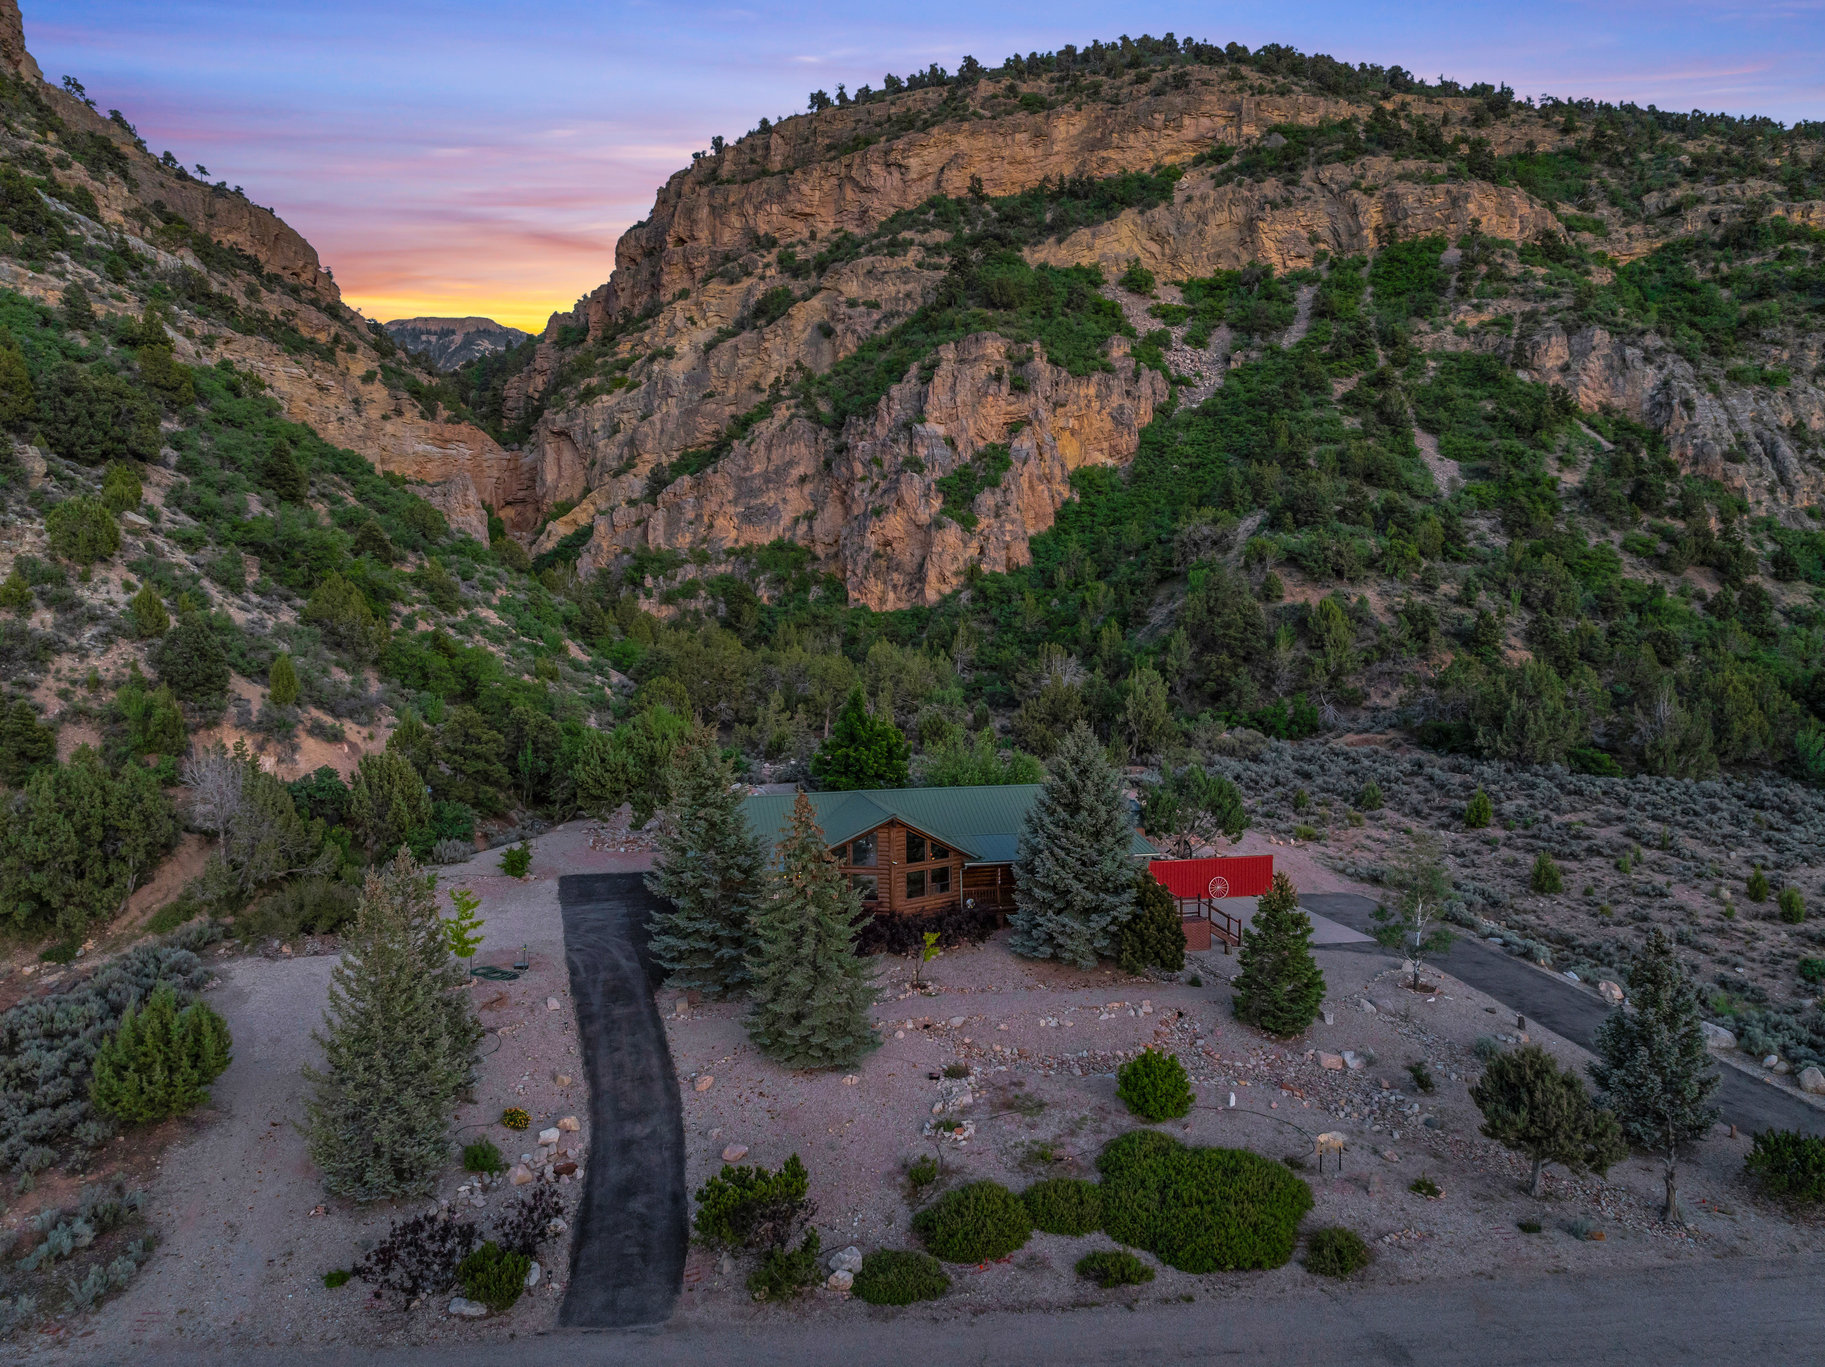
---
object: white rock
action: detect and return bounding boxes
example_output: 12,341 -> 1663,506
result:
448,1296 -> 488,1319
1598,981 -> 1625,1005
948,1016 -> 966,1027
525,1261 -> 541,1289
546,996 -> 561,1011
825,1270 -> 854,1291
508,1163 -> 534,1186
538,1127 -> 561,1146
1700,1022 -> 1737,1051
1763,1054 -> 1781,1069
827,1245 -> 864,1274
1799,1066 -> 1825,1095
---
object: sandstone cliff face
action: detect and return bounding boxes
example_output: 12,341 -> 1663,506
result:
562,333 -> 1164,608
1514,323 -> 1825,514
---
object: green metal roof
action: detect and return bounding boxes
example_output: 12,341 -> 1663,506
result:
739,785 -> 1157,865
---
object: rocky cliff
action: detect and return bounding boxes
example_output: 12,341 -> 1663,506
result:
517,59 -> 1820,610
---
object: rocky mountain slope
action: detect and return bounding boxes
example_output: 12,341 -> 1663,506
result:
384,315 -> 530,371
476,44 -> 1823,615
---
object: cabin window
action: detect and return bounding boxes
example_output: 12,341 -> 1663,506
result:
930,842 -> 950,861
851,874 -> 879,901
931,865 -> 951,895
905,870 -> 926,899
906,833 -> 926,863
849,832 -> 877,867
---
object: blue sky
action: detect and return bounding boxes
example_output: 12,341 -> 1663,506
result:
24,2 -> 1825,328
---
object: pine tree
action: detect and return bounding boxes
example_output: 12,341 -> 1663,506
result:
129,581 -> 169,637
810,685 -> 910,790
262,436 -> 309,504
1589,928 -> 1720,1223
646,741 -> 767,997
305,851 -> 481,1200
1232,871 -> 1327,1037
1464,788 -> 1493,828
1115,871 -> 1185,974
1471,1044 -> 1626,1197
89,982 -> 231,1124
745,789 -> 879,1069
1009,723 -> 1138,969
268,652 -> 300,707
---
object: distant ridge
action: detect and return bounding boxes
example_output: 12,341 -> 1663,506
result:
384,316 -> 530,370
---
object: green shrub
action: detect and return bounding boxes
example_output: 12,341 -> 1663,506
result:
45,495 -> 120,565
1747,867 -> 1769,903
1021,1177 -> 1103,1235
89,983 -> 231,1125
1357,780 -> 1384,811
905,1154 -> 939,1193
693,1154 -> 811,1250
128,582 -> 169,638
748,1229 -> 822,1301
462,1139 -> 504,1174
1744,1130 -> 1825,1202
1116,1048 -> 1194,1121
851,1248 -> 949,1305
1302,1226 -> 1372,1277
1465,788 -> 1493,829
100,462 -> 142,514
1075,1248 -> 1154,1287
1778,887 -> 1806,924
1410,1175 -> 1442,1197
458,1240 -> 529,1314
910,1180 -> 1032,1263
151,613 -> 229,701
499,843 -> 531,877
322,1269 -> 351,1288
1096,1129 -> 1313,1273
1530,851 -> 1563,895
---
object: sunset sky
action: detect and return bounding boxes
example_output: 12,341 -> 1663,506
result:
26,2 -> 1824,332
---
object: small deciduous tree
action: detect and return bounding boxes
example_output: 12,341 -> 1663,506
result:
1232,871 -> 1326,1037
647,740 -> 767,998
304,851 -> 481,1200
89,982 -> 231,1124
1470,1043 -> 1626,1197
745,790 -> 879,1068
441,886 -> 484,962
811,686 -> 910,790
1009,723 -> 1138,969
1372,837 -> 1454,989
1589,928 -> 1720,1223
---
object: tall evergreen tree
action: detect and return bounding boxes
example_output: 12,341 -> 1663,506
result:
1471,1044 -> 1627,1197
646,740 -> 767,997
745,789 -> 879,1069
811,685 -> 910,790
1009,723 -> 1138,969
1231,871 -> 1327,1037
348,749 -> 432,854
268,652 -> 300,708
305,851 -> 481,1200
1589,928 -> 1720,1223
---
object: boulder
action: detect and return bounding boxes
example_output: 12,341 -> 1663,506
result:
525,1261 -> 541,1289
507,1164 -> 534,1186
448,1297 -> 488,1319
825,1270 -> 854,1291
721,1144 -> 749,1162
558,1115 -> 580,1132
1700,1022 -> 1737,1051
827,1245 -> 864,1275
1799,1066 -> 1825,1096
1598,980 -> 1624,1005
537,1127 -> 561,1146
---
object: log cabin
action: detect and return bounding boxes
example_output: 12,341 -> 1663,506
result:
739,785 -> 1158,920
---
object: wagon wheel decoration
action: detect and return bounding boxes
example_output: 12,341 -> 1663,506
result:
1206,875 -> 1230,899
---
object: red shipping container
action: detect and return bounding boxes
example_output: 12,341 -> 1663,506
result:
1147,855 -> 1275,900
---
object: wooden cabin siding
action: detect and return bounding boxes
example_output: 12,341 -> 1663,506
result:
834,818 -> 969,915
